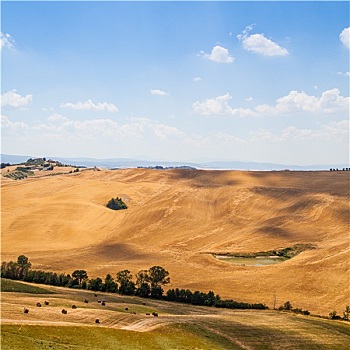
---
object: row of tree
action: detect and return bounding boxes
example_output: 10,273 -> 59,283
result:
1,255 -> 269,310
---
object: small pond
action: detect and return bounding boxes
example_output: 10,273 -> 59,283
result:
214,255 -> 288,266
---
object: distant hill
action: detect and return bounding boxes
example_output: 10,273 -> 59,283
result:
1,153 -> 348,171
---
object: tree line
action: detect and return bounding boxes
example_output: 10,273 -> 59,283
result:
1,255 -> 268,310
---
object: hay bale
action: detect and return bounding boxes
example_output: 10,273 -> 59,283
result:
44,301 -> 49,306
36,302 -> 42,307
23,308 -> 29,314
124,307 -> 128,311
152,312 -> 158,317
101,301 -> 105,306
72,305 -> 77,309
84,299 -> 89,303
146,313 -> 150,316
94,294 -> 98,297
95,319 -> 100,324
62,309 -> 67,314
98,300 -> 101,303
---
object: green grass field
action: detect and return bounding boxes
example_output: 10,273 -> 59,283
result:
1,279 -> 349,349
1,279 -> 55,294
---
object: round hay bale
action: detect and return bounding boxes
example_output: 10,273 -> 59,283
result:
62,309 -> 67,314
95,319 -> 100,324
36,303 -> 42,307
23,308 -> 29,314
44,301 -> 49,306
72,305 -> 77,309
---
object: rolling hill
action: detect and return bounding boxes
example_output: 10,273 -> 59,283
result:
1,167 -> 349,315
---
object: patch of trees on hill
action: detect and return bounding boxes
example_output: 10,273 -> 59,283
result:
106,197 -> 127,210
1,256 -> 271,311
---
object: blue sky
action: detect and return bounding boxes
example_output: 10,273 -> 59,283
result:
1,1 -> 349,165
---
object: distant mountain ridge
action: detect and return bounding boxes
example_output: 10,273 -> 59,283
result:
1,153 -> 348,171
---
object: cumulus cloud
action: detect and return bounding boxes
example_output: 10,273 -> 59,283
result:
0,90 -> 33,108
193,93 -> 257,117
60,99 -> 119,112
193,77 -> 202,82
237,25 -> 288,56
193,89 -> 349,117
1,32 -> 14,50
340,27 -> 350,49
258,88 -> 350,115
200,45 -> 235,63
150,89 -> 169,96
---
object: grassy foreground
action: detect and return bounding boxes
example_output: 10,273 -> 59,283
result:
1,280 -> 350,349
1,279 -> 55,294
2,324 -> 236,350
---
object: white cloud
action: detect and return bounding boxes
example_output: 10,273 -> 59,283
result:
245,96 -> 253,102
340,27 -> 350,49
3,112 -> 186,144
193,93 -> 257,117
60,99 -> 119,112
0,90 -> 33,108
151,123 -> 185,140
250,120 -> 349,144
237,25 -> 288,56
1,115 -> 28,129
271,88 -> 349,114
200,45 -> 235,63
47,113 -> 69,123
193,89 -> 349,118
193,77 -> 202,82
337,71 -> 350,77
150,89 -> 169,96
0,32 -> 14,50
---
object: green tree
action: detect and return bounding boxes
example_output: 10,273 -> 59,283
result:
88,277 -> 103,291
135,269 -> 151,297
104,274 -> 118,293
329,310 -> 338,320
17,255 -> 31,279
116,270 -> 135,295
106,197 -> 127,211
72,270 -> 88,285
146,266 -> 170,299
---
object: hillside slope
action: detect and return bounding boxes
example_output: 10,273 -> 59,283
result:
1,168 -> 349,315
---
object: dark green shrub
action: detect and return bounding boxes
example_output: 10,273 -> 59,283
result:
106,197 -> 127,210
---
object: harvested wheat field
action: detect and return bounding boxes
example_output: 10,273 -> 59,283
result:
1,168 -> 349,315
1,279 -> 350,350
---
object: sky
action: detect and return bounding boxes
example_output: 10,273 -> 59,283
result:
1,1 -> 349,165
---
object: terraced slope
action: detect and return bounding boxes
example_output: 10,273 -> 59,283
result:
1,168 -> 349,315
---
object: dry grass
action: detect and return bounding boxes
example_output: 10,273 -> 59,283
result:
1,282 -> 349,349
1,168 -> 349,315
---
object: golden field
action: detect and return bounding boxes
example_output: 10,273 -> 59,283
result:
1,168 -> 349,315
